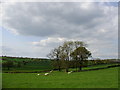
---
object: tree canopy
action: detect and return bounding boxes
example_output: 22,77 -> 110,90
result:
47,41 -> 91,72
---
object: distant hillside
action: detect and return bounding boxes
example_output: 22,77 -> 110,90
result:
2,56 -> 49,61
2,56 -> 53,72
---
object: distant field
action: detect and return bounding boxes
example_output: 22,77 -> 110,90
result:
2,56 -> 119,73
2,60 -> 53,72
2,67 -> 118,88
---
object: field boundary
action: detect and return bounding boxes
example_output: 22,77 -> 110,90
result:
77,64 -> 120,72
3,64 -> 120,73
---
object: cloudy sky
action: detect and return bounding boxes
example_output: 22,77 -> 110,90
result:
0,1 -> 118,59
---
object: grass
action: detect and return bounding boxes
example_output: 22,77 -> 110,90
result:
2,67 -> 118,88
0,73 -> 2,89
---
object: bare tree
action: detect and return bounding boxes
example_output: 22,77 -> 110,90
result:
62,41 -> 74,72
47,46 -> 63,71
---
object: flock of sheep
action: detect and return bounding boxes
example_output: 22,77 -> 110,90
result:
37,70 -> 73,76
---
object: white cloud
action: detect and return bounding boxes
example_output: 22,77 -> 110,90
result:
32,37 -> 67,47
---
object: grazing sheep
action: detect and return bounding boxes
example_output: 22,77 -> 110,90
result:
50,70 -> 53,73
70,71 -> 73,73
68,71 -> 73,74
67,72 -> 71,74
37,74 -> 40,75
44,73 -> 49,76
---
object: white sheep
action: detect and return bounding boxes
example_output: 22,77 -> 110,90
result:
67,72 -> 71,74
44,73 -> 49,76
37,74 -> 40,75
68,71 -> 73,74
50,70 -> 53,73
70,71 -> 73,73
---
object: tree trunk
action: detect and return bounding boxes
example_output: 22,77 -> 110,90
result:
78,66 -> 82,71
58,66 -> 61,71
76,67 -> 77,72
78,55 -> 83,71
76,62 -> 77,72
8,67 -> 10,70
65,68 -> 69,72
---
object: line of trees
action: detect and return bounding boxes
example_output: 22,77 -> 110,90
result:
47,41 -> 91,72
2,60 -> 22,70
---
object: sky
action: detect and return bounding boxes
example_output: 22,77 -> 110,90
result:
0,1 -> 118,59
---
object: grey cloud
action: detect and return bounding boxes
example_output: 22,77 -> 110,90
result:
2,2 -> 118,59
2,2 -> 109,38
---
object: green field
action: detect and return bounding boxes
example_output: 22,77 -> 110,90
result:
2,67 -> 118,88
2,60 -> 53,72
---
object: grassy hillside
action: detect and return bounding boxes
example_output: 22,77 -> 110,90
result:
2,67 -> 118,88
2,56 -> 53,72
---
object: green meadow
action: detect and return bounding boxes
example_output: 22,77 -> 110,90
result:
2,67 -> 118,88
